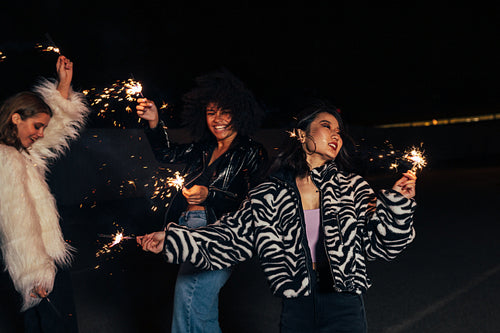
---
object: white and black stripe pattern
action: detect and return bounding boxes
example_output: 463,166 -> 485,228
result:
164,162 -> 416,298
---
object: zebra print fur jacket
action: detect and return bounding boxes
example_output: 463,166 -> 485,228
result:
163,162 -> 416,298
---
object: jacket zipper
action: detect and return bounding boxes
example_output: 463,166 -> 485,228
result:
335,212 -> 344,244
183,151 -> 209,218
281,179 -> 315,295
310,175 -> 339,291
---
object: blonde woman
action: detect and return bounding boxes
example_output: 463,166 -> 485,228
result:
0,56 -> 90,332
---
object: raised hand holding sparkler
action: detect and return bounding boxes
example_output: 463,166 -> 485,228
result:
136,97 -> 160,128
392,170 -> 417,199
391,145 -> 424,199
56,56 -> 73,99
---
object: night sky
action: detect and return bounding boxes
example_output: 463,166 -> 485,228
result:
1,2 -> 498,126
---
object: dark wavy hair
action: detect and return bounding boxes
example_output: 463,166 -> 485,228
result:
181,68 -> 265,142
270,99 -> 355,177
0,92 -> 52,150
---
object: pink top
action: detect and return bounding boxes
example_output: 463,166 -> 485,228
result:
303,209 -> 321,262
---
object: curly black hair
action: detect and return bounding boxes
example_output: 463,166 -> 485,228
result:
181,68 -> 265,142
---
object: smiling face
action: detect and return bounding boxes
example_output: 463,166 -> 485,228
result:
12,112 -> 51,148
300,112 -> 343,169
206,102 -> 237,143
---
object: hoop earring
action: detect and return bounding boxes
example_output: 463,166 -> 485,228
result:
304,134 -> 316,155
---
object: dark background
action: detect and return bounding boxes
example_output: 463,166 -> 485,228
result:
1,3 -> 500,333
1,2 -> 498,126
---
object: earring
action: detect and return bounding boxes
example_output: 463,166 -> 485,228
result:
304,134 -> 316,155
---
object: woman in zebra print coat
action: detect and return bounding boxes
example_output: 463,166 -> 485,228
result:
138,100 -> 417,333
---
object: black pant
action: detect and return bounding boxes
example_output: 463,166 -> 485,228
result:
23,269 -> 78,333
280,270 -> 367,333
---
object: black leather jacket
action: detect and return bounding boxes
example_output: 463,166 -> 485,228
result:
145,121 -> 268,226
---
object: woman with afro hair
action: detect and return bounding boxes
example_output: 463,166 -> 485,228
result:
136,68 -> 268,333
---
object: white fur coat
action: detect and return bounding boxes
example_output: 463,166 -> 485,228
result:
0,79 -> 90,311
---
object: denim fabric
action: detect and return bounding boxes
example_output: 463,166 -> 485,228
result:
280,270 -> 367,333
171,210 -> 231,333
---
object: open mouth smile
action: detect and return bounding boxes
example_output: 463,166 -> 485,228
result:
328,142 -> 337,150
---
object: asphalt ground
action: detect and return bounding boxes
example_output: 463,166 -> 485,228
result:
1,165 -> 499,332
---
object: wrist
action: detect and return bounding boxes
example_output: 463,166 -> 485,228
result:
57,82 -> 71,99
149,118 -> 159,129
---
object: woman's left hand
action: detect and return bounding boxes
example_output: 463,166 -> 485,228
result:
30,285 -> 48,298
56,55 -> 73,99
392,170 -> 417,199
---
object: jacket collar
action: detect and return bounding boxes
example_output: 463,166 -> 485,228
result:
200,134 -> 251,152
271,161 -> 339,186
310,161 -> 339,182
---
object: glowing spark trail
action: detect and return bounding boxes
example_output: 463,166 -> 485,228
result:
124,80 -> 143,97
286,129 -> 298,138
147,169 -> 187,211
83,78 -> 145,128
166,171 -> 186,191
96,229 -> 135,258
403,146 -> 427,172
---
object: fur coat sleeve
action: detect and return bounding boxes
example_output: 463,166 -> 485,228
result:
30,78 -> 91,174
0,79 -> 90,311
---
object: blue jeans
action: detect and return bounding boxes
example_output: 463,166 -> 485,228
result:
171,210 -> 231,333
280,270 -> 367,333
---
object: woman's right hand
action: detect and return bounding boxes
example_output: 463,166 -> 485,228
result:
182,185 -> 209,205
136,98 -> 159,128
392,170 -> 417,199
56,55 -> 73,99
137,231 -> 166,254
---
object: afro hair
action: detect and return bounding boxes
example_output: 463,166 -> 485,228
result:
181,68 -> 265,142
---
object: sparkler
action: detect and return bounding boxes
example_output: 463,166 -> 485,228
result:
98,233 -> 135,242
83,78 -> 145,128
0,51 -> 6,62
402,146 -> 427,173
356,137 -> 428,174
148,169 -> 187,211
35,43 -> 61,54
96,228 -> 135,258
45,297 -> 63,318
128,73 -> 144,98
166,171 -> 186,191
35,33 -> 61,55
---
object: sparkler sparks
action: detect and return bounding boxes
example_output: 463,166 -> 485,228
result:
166,171 -> 186,191
403,146 -> 427,172
83,78 -> 145,128
35,43 -> 61,55
286,129 -> 298,138
147,170 -> 187,211
124,80 -> 143,97
96,229 -> 135,258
